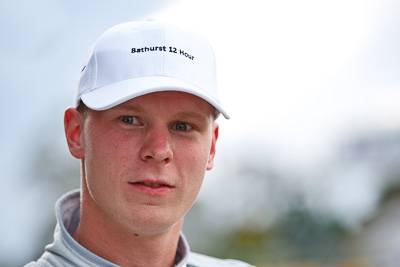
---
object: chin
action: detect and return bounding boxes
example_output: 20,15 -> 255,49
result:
122,210 -> 184,236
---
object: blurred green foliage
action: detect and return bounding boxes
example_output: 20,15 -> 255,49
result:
190,208 -> 349,266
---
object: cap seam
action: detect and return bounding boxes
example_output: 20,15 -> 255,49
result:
91,28 -> 113,90
161,23 -> 165,74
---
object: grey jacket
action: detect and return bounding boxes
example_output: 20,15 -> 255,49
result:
25,190 -> 254,267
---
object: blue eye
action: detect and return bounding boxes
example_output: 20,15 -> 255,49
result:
120,116 -> 139,124
174,122 -> 191,131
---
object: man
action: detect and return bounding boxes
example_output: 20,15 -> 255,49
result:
26,21 -> 253,267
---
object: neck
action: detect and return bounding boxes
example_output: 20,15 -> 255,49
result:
73,186 -> 183,267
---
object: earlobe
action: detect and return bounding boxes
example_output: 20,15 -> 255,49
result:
206,123 -> 219,170
64,108 -> 85,159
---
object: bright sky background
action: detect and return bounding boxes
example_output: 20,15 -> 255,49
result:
1,0 -> 400,265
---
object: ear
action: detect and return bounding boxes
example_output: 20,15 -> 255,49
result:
206,122 -> 219,170
64,107 -> 85,159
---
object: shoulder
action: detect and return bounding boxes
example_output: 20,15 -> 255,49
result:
187,252 -> 255,267
23,251 -> 77,267
23,260 -> 49,267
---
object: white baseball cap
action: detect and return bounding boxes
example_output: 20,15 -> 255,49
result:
75,21 -> 229,119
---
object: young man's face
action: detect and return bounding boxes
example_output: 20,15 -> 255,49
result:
70,91 -> 218,236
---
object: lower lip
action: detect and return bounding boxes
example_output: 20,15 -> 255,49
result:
128,183 -> 174,196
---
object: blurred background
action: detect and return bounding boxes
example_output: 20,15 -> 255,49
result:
1,0 -> 400,266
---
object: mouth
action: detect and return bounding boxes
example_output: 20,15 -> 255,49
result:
137,182 -> 171,188
128,180 -> 174,196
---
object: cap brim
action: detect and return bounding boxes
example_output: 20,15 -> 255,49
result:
80,76 -> 230,119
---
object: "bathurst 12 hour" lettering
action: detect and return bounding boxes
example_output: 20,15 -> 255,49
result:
131,46 -> 194,60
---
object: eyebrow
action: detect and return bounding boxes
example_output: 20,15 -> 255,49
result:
174,111 -> 209,122
111,105 -> 146,113
112,104 -> 212,122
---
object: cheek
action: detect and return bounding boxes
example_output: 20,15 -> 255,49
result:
83,132 -> 126,191
179,139 -> 211,186
181,139 -> 210,166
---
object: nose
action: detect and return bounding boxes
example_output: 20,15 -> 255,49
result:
139,126 -> 173,164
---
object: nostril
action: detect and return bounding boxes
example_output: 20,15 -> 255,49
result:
143,155 -> 170,164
